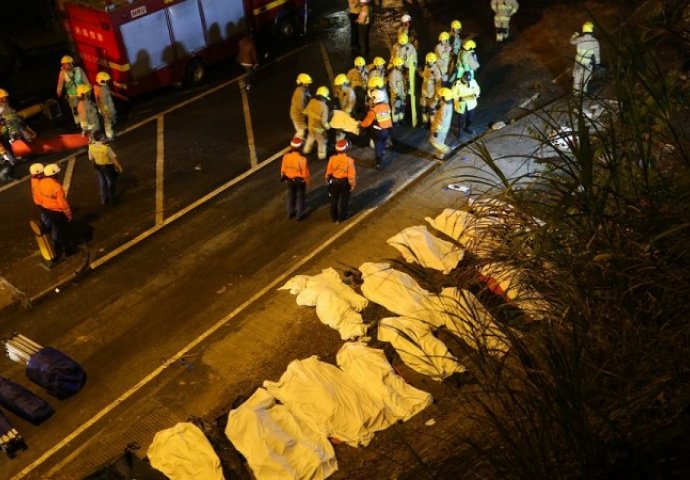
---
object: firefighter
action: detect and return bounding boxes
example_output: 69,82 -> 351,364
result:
435,32 -> 453,82
360,89 -> 393,170
88,131 -> 124,206
368,57 -> 387,84
491,0 -> 519,43
29,163 -> 44,207
36,163 -> 73,258
389,32 -> 417,81
450,20 -> 463,58
347,57 -> 368,117
456,39 -> 480,81
0,88 -> 36,146
303,86 -> 331,161
420,52 -> 443,127
56,55 -> 90,128
366,76 -> 388,109
430,88 -> 455,160
94,72 -> 117,141
325,139 -> 356,223
290,73 -> 312,140
357,0 -> 372,58
570,21 -> 601,95
452,71 -> 480,136
397,14 -> 419,52
388,57 -> 406,125
347,0 -> 362,51
76,84 -> 100,140
334,74 -> 356,141
281,137 -> 312,221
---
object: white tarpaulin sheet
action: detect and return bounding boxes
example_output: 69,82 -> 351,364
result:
386,225 -> 464,274
225,388 -> 337,480
279,268 -> 369,340
425,208 -> 500,257
336,342 -> 432,419
264,352 -> 429,447
147,422 -> 224,480
378,316 -> 465,380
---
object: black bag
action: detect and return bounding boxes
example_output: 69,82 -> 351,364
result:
0,376 -> 54,425
26,347 -> 87,399
82,443 -> 168,480
0,408 -> 28,458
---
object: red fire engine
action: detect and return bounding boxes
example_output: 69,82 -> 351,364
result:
56,0 -> 308,98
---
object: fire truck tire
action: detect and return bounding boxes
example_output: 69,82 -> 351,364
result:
184,58 -> 207,86
277,14 -> 299,40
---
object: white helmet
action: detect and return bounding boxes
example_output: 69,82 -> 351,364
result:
44,163 -> 61,176
29,163 -> 44,175
369,90 -> 387,104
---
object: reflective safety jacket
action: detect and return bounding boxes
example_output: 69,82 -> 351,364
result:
31,176 -> 42,206
88,141 -> 116,166
326,153 -> 356,188
389,43 -> 417,70
281,151 -> 311,181
432,99 -> 454,133
421,63 -> 443,98
388,68 -> 405,99
451,32 -> 462,57
452,78 -> 480,113
435,42 -> 452,76
492,0 -> 519,20
290,86 -> 311,122
361,102 -> 393,130
570,33 -> 600,67
57,66 -> 89,97
36,177 -> 72,218
94,83 -> 115,115
304,96 -> 330,132
347,67 -> 368,89
336,85 -> 357,114
458,49 -> 480,78
77,97 -> 100,129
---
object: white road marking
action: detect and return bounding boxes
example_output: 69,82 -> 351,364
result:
240,79 -> 258,167
320,41 -> 334,85
28,157 -> 439,480
61,155 -> 77,196
155,115 -> 165,225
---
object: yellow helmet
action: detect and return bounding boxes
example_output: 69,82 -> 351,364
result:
425,52 -> 438,64
582,21 -> 594,33
398,33 -> 409,45
451,20 -> 462,30
439,31 -> 450,42
316,86 -> 330,99
96,71 -> 111,84
392,56 -> 404,68
367,76 -> 384,89
438,87 -> 454,101
0,88 -> 8,98
354,56 -> 366,68
61,55 -> 74,65
373,57 -> 385,67
76,84 -> 92,96
334,73 -> 349,86
463,39 -> 476,51
296,73 -> 313,85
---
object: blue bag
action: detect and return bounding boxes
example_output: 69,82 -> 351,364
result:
26,347 -> 87,399
0,376 -> 54,425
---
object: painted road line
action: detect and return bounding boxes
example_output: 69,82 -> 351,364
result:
320,41 -> 334,85
88,146 -> 290,270
155,115 -> 165,225
61,155 -> 76,196
240,79 -> 258,168
31,156 -> 440,480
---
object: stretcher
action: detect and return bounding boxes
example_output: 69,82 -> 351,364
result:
0,408 -> 27,459
30,219 -> 55,263
10,134 -> 89,158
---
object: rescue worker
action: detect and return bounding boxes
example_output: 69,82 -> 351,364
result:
347,0 -> 362,51
450,20 -> 463,58
347,57 -> 368,117
76,84 -> 100,140
388,57 -> 406,124
357,0 -> 372,58
389,32 -> 417,81
570,21 -> 601,95
420,52 -> 443,127
0,88 -> 36,146
280,137 -> 312,221
366,76 -> 388,109
236,32 -> 259,90
457,39 -> 480,81
94,72 -> 117,141
88,132 -> 124,206
36,163 -> 73,258
325,139 -> 356,223
290,73 -> 312,140
29,163 -> 44,207
360,89 -> 393,170
303,86 -> 331,161
368,57 -> 387,84
334,74 -> 357,141
430,87 -> 455,160
56,55 -> 90,128
435,32 -> 453,82
397,14 -> 419,52
452,71 -> 480,136
491,0 -> 519,43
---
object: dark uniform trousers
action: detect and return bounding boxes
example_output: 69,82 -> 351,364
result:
328,177 -> 351,222
286,177 -> 306,219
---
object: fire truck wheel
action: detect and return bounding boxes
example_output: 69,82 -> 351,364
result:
277,14 -> 299,40
184,58 -> 207,86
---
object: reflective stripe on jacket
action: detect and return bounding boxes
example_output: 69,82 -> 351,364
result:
94,84 -> 115,114
89,142 -> 115,165
290,86 -> 310,121
492,0 -> 519,20
361,103 -> 393,129
281,151 -> 311,180
571,34 -> 601,66
452,78 -> 480,113
326,153 -> 356,186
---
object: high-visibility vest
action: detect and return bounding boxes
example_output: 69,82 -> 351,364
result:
362,103 -> 393,129
89,142 -> 113,165
326,153 -> 356,183
36,177 -> 71,214
281,151 -> 310,180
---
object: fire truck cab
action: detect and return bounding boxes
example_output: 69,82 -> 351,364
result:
57,0 -> 307,98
